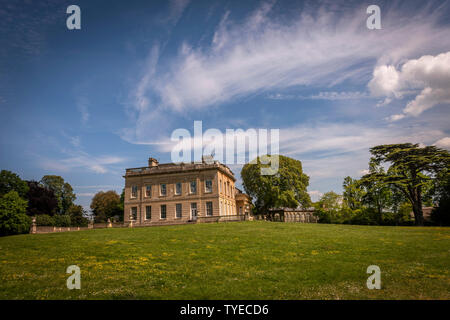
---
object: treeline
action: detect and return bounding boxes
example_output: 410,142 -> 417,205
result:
0,168 -> 126,236
315,143 -> 450,226
0,170 -> 90,236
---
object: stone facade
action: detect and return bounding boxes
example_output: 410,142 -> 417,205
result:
123,157 -> 249,226
265,207 -> 318,223
235,188 -> 251,216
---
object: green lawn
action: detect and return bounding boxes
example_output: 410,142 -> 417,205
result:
0,221 -> 449,299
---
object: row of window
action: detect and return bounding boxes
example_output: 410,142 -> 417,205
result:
130,202 -> 213,220
219,179 -> 235,198
220,200 -> 236,215
131,180 -> 213,199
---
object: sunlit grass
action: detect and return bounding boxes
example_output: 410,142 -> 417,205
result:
0,221 -> 449,299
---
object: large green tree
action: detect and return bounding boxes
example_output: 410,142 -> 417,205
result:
40,175 -> 76,214
90,190 -> 122,222
241,155 -> 311,215
363,143 -> 450,226
342,176 -> 364,211
359,162 -> 393,224
314,191 -> 344,223
0,191 -> 31,236
0,170 -> 29,199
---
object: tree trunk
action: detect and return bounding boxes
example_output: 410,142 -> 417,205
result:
412,190 -> 424,226
407,184 -> 424,226
412,203 -> 424,226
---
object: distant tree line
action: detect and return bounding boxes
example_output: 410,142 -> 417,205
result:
0,171 -> 89,236
314,144 -> 450,226
0,167 -> 126,236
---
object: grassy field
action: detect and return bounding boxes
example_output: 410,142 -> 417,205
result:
0,221 -> 449,299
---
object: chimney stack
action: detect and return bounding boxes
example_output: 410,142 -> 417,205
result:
148,157 -> 159,167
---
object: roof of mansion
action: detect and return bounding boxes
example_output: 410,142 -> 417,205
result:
125,158 -> 236,181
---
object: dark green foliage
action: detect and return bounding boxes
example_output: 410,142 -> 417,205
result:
364,143 -> 450,226
25,181 -> 58,216
431,169 -> 450,226
35,214 -> 55,226
53,215 -> 71,227
66,205 -> 89,227
0,170 -> 29,199
36,211 -> 88,227
0,191 -> 31,236
40,175 -> 76,215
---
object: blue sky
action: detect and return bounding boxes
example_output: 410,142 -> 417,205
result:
1,0 -> 450,211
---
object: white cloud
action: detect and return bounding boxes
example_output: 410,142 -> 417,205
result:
124,2 -> 450,143
369,51 -> 450,120
434,137 -> 450,150
156,9 -> 448,112
386,114 -> 406,122
368,65 -> 400,97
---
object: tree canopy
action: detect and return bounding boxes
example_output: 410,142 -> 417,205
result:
40,175 -> 76,214
362,143 -> 450,226
25,180 -> 58,216
0,170 -> 29,199
0,191 -> 31,236
90,190 -> 122,222
241,155 -> 311,214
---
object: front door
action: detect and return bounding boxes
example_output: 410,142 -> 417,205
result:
191,203 -> 197,221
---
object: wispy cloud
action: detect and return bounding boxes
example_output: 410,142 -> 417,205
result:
74,185 -> 122,189
167,0 -> 191,25
149,120 -> 446,181
123,1 -> 450,144
267,91 -> 368,101
77,193 -> 96,197
35,134 -> 126,174
77,96 -> 90,125
39,152 -> 126,174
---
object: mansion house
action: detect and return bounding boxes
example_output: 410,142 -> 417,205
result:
123,157 -> 251,225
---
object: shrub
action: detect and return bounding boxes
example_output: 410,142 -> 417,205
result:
314,208 -> 332,223
0,191 -> 31,236
53,215 -> 71,227
35,214 -> 55,226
